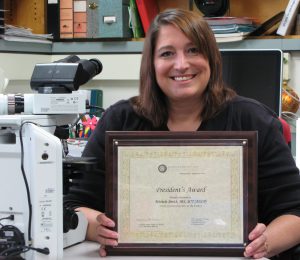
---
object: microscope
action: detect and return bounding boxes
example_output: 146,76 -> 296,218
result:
0,55 -> 102,259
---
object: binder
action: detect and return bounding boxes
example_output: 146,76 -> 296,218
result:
277,0 -> 300,36
249,11 -> 284,36
47,0 -> 60,39
135,0 -> 159,34
129,0 -> 144,38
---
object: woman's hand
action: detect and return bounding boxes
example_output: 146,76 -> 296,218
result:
95,213 -> 119,257
244,223 -> 268,259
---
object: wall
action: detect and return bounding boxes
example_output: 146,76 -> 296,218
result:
289,52 -> 300,95
158,0 -> 289,23
1,50 -> 300,111
0,53 -> 141,108
2,49 -> 300,157
228,0 -> 288,22
51,54 -> 141,108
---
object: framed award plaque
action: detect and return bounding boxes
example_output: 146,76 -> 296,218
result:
105,131 -> 257,256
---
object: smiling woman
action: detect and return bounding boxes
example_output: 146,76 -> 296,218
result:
153,25 -> 210,106
135,8 -> 236,129
64,8 -> 300,260
153,24 -> 210,131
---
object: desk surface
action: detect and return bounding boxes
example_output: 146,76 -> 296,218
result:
63,242 -> 269,259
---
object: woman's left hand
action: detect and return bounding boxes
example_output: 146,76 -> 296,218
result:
244,223 -> 268,259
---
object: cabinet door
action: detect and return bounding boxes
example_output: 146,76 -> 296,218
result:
4,0 -> 46,34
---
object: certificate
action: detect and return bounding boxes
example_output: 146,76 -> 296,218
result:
105,131 -> 257,256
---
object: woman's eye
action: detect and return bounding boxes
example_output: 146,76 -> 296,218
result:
160,51 -> 173,57
188,47 -> 199,54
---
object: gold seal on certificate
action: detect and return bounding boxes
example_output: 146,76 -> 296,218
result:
105,131 -> 257,256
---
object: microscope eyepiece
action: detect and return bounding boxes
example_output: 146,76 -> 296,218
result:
77,58 -> 103,87
30,55 -> 103,93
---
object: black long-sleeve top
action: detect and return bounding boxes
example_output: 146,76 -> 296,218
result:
64,95 -> 300,225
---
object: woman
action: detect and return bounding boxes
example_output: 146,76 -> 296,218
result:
65,9 -> 300,259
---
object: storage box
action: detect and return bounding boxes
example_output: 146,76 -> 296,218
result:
99,0 -> 133,38
87,0 -> 100,38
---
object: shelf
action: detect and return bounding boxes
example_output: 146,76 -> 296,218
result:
0,39 -> 52,54
1,37 -> 300,54
51,37 -> 300,53
218,37 -> 300,51
51,40 -> 144,54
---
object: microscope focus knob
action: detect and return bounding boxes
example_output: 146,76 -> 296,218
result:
63,207 -> 79,233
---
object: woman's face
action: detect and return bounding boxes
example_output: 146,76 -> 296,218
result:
154,24 -> 211,103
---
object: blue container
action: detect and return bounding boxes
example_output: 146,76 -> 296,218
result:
99,0 -> 133,38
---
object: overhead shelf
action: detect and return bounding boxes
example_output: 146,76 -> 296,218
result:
1,37 -> 300,54
0,39 -> 52,54
218,37 -> 300,51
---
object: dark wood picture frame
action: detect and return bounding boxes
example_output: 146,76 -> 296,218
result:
105,131 -> 257,256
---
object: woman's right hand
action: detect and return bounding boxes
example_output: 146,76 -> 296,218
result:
95,213 -> 119,257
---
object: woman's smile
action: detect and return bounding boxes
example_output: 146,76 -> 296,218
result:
171,74 -> 196,81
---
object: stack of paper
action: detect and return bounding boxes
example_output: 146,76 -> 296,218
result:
214,32 -> 251,43
205,16 -> 258,43
1,24 -> 53,44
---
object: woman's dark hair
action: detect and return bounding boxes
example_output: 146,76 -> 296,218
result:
131,8 -> 236,127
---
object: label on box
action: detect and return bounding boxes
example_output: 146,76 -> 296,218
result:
74,1 -> 87,12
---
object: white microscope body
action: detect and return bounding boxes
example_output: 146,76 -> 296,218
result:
0,55 -> 102,259
0,114 -> 64,259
